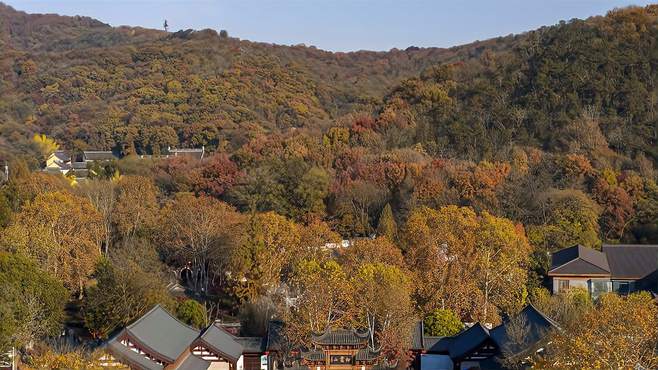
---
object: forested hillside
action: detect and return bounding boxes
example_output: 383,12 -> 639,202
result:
0,3 -> 520,157
2,3 -> 658,368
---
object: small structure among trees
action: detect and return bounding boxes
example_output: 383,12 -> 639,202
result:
548,244 -> 658,298
416,304 -> 559,369
105,304 -> 267,370
297,328 -> 385,370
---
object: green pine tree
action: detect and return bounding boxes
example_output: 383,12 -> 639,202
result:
376,203 -> 397,241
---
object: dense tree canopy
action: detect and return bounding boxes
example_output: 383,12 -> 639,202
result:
0,252 -> 68,352
2,3 -> 658,367
1,191 -> 104,295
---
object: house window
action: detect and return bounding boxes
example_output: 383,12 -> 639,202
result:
556,279 -> 570,293
613,281 -> 635,295
590,280 -> 611,299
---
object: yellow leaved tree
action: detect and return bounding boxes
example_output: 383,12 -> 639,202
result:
32,133 -> 59,159
542,292 -> 658,369
0,191 -> 105,297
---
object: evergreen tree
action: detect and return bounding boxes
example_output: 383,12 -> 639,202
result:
376,203 -> 397,241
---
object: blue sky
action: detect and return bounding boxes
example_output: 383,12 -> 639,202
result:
5,0 -> 656,51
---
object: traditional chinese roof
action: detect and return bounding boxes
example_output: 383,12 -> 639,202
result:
105,305 -> 272,370
548,244 -> 610,276
311,328 -> 369,346
106,337 -> 164,370
177,353 -> 211,370
489,304 -> 559,357
355,348 -> 379,362
107,305 -> 199,365
83,150 -> 117,161
196,324 -> 244,362
447,323 -> 492,360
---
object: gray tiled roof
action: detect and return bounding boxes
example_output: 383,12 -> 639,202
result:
177,353 -> 211,370
311,328 -> 369,346
197,324 -> 244,362
124,305 -> 199,363
106,334 -> 165,370
548,244 -> 610,275
602,244 -> 658,279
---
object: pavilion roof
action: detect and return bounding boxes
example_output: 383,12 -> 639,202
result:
311,328 -> 369,346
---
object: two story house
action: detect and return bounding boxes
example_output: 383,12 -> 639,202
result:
548,244 -> 658,298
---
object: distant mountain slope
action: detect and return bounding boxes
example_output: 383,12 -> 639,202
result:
1,2 -> 657,168
0,1 -> 519,157
0,3 -> 162,51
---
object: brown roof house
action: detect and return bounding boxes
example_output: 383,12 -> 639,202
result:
548,244 -> 658,298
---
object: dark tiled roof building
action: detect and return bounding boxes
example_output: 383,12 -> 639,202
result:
447,323 -> 496,361
489,304 -> 560,358
414,305 -> 558,370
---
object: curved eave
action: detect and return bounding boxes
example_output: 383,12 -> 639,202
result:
123,331 -> 176,364
194,338 -> 241,363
